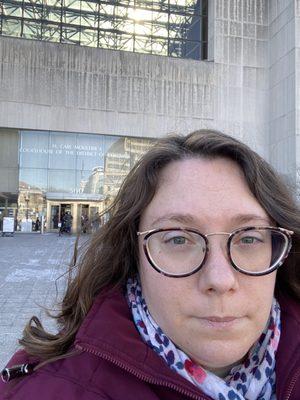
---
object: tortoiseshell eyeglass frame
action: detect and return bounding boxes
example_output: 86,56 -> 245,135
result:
137,226 -> 294,278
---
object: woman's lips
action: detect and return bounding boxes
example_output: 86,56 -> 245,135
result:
200,316 -> 242,329
205,316 -> 237,322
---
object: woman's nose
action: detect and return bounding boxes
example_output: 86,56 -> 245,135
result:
198,236 -> 238,295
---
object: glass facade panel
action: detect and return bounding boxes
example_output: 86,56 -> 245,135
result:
2,1 -> 22,17
19,168 -> 48,191
81,1 -> 98,12
80,28 -> 98,46
23,4 -> 43,19
62,26 -> 81,44
76,169 -> 104,194
19,131 -> 50,169
64,0 -> 81,10
23,21 -> 42,39
47,9 -> 61,23
14,130 -> 155,230
117,33 -> 134,52
0,0 -> 207,60
47,0 -> 61,6
80,12 -> 98,28
75,133 -> 105,171
2,18 -> 22,36
0,129 -> 19,230
48,132 -> 77,170
42,23 -> 61,41
48,169 -> 77,192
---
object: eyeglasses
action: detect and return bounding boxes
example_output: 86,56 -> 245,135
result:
137,226 -> 293,278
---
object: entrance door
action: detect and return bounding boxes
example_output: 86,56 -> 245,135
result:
78,204 -> 90,233
50,205 -> 59,229
49,203 -> 73,231
60,204 -> 72,221
47,200 -> 103,233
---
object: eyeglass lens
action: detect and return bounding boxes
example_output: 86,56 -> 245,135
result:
146,229 -> 288,275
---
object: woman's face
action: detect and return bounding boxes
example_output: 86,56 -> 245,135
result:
138,157 -> 276,377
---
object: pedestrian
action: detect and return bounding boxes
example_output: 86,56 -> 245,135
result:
52,213 -> 59,230
63,212 -> 73,234
81,214 -> 89,234
58,213 -> 64,236
1,130 -> 300,399
34,217 -> 41,232
0,212 -> 3,232
91,212 -> 100,233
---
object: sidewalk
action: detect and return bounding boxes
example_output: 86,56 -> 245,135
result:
0,232 -> 89,368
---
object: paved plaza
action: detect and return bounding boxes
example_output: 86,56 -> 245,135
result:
0,232 -> 88,368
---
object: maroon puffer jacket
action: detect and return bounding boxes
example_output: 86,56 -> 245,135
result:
1,289 -> 300,399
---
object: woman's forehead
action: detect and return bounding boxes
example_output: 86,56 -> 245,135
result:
141,158 -> 270,228
157,157 -> 246,189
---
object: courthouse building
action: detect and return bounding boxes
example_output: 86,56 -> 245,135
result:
0,0 -> 299,231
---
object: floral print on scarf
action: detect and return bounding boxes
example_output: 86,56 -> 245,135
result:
126,277 -> 281,400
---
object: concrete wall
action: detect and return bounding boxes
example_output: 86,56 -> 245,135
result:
0,37 -> 215,139
0,128 -> 19,193
269,0 -> 297,188
213,0 -> 269,158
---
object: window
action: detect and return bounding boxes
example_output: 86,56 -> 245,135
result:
0,0 -> 208,59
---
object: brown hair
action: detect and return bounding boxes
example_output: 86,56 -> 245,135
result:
20,129 -> 300,363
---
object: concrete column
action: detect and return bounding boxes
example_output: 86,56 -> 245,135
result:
72,203 -> 78,233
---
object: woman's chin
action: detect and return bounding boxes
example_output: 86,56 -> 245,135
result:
199,358 -> 245,378
187,342 -> 249,377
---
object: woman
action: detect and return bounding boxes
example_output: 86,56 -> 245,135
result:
1,130 -> 300,399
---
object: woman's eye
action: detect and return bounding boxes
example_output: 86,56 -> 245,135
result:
239,236 -> 261,244
161,231 -> 197,246
163,236 -> 187,245
162,232 -> 191,245
171,236 -> 186,245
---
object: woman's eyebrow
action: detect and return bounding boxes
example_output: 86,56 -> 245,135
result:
150,213 -> 272,228
231,213 -> 272,225
150,213 -> 195,227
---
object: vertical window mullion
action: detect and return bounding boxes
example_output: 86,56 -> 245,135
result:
201,0 -> 207,60
97,0 -> 100,48
60,0 -> 63,42
21,0 -> 25,37
0,2 -> 2,35
167,0 -> 170,56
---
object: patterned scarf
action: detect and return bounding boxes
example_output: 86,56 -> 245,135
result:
126,277 -> 281,400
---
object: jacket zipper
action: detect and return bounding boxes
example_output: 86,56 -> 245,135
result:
75,344 -> 210,400
283,367 -> 300,400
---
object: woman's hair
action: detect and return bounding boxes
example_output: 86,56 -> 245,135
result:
20,129 -> 300,362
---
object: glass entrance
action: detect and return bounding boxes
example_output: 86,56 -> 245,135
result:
50,205 -> 59,229
77,204 -> 90,233
49,203 -> 73,231
47,200 -> 104,233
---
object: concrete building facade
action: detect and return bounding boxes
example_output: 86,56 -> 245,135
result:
0,0 -> 299,231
